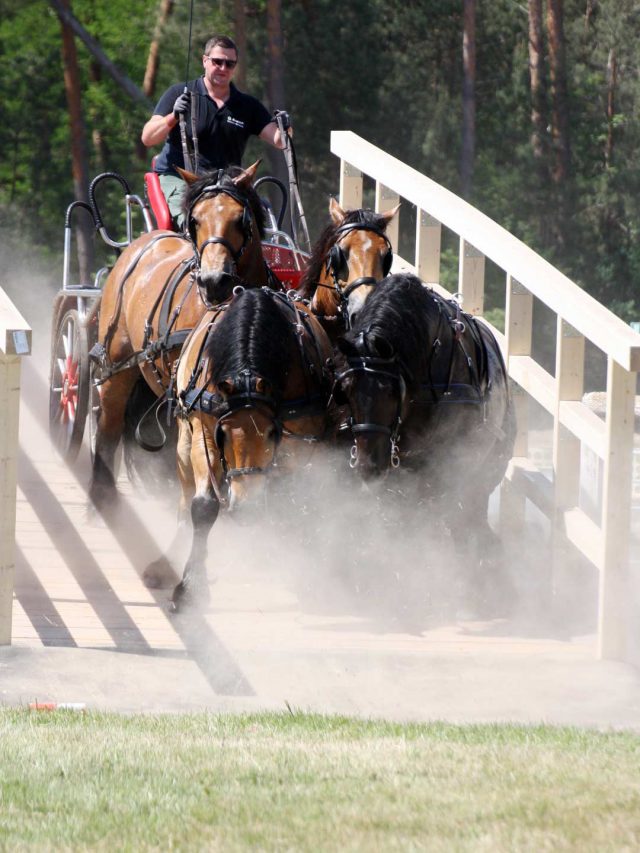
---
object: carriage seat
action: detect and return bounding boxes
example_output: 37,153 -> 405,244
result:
144,158 -> 175,231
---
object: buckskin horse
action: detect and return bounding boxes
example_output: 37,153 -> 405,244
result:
335,272 -> 516,563
298,198 -> 400,336
146,286 -> 334,611
89,162 -> 280,509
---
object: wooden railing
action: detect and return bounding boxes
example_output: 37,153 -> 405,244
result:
331,130 -> 640,662
0,288 -> 31,645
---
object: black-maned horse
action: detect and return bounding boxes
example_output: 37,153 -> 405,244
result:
89,162 -> 280,510
149,287 -> 335,611
298,198 -> 400,337
336,272 -> 516,558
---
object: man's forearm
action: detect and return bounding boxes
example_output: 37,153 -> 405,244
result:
141,113 -> 178,147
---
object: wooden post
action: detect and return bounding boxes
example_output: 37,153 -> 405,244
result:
0,290 -> 32,646
375,182 -> 400,252
415,210 -> 442,286
553,318 -> 584,509
598,357 -> 636,660
502,276 -> 534,530
339,160 -> 363,211
551,318 -> 585,613
458,238 -> 485,315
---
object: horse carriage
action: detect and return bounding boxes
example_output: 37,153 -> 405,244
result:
48,150 -> 515,612
48,164 -> 310,465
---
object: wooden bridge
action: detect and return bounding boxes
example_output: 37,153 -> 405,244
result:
2,133 -> 640,718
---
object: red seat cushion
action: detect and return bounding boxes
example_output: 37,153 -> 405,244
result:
144,171 -> 174,231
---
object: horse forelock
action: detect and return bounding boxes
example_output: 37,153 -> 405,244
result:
207,290 -> 291,397
299,208 -> 389,299
346,274 -> 435,386
182,167 -> 266,238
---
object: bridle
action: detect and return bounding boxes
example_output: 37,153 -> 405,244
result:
316,222 -> 393,329
212,368 -> 282,481
185,173 -> 255,298
335,333 -> 407,469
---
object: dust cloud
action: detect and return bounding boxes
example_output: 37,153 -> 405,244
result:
4,239 -> 619,723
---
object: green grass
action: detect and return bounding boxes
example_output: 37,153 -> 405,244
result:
1,710 -> 639,851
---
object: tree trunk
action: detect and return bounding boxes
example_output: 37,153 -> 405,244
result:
527,0 -> 547,168
460,0 -> 476,199
605,47 -> 617,169
233,0 -> 247,91
137,0 -> 174,161
56,0 -> 93,282
142,0 -> 174,97
50,0 -> 151,107
547,0 -> 571,184
265,0 -> 289,230
89,59 -> 106,172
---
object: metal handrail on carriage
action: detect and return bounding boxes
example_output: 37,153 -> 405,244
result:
51,172 -> 155,462
51,130 -> 312,464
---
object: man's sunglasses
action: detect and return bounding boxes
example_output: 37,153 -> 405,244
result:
205,56 -> 237,69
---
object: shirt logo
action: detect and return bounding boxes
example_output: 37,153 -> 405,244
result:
227,117 -> 245,128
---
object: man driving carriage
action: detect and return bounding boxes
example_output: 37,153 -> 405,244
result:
141,34 -> 291,228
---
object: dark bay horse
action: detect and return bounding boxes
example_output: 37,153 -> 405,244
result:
151,287 -> 334,611
336,273 -> 516,557
298,198 -> 400,337
89,162 -> 279,508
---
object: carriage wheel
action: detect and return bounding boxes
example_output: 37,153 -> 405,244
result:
49,309 -> 89,462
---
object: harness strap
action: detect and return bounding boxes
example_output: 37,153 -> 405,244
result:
102,232 -> 187,358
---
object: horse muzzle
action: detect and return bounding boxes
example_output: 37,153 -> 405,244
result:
197,269 -> 236,307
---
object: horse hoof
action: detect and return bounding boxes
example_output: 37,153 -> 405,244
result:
88,483 -> 120,514
169,579 -> 210,614
143,558 -> 176,589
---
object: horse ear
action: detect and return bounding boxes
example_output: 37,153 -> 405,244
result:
175,166 -> 199,185
218,379 -> 235,398
381,202 -> 401,226
329,197 -> 346,226
234,160 -> 261,187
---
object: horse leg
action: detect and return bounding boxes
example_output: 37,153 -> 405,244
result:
452,486 -> 513,616
89,370 -> 139,511
143,417 -> 194,589
170,420 -> 220,612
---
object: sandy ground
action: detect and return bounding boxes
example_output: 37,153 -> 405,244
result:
2,250 -> 640,728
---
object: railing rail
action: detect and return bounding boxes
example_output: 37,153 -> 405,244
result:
0,287 -> 32,645
331,130 -> 639,662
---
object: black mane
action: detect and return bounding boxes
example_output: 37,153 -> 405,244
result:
182,166 -> 266,239
298,207 -> 390,299
343,274 -> 438,387
207,289 -> 291,396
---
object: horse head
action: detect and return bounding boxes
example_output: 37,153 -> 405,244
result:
178,161 -> 266,306
337,330 -> 407,479
213,372 -> 282,512
304,199 -> 400,330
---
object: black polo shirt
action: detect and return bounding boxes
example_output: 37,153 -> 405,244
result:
152,78 -> 273,175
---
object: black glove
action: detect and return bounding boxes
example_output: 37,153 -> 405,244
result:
275,110 -> 291,130
173,92 -> 190,119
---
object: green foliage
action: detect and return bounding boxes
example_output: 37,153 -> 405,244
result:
2,0 -> 640,318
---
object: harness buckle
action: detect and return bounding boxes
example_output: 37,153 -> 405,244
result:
349,443 -> 359,468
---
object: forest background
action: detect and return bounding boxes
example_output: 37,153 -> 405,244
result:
1,0 -> 639,326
